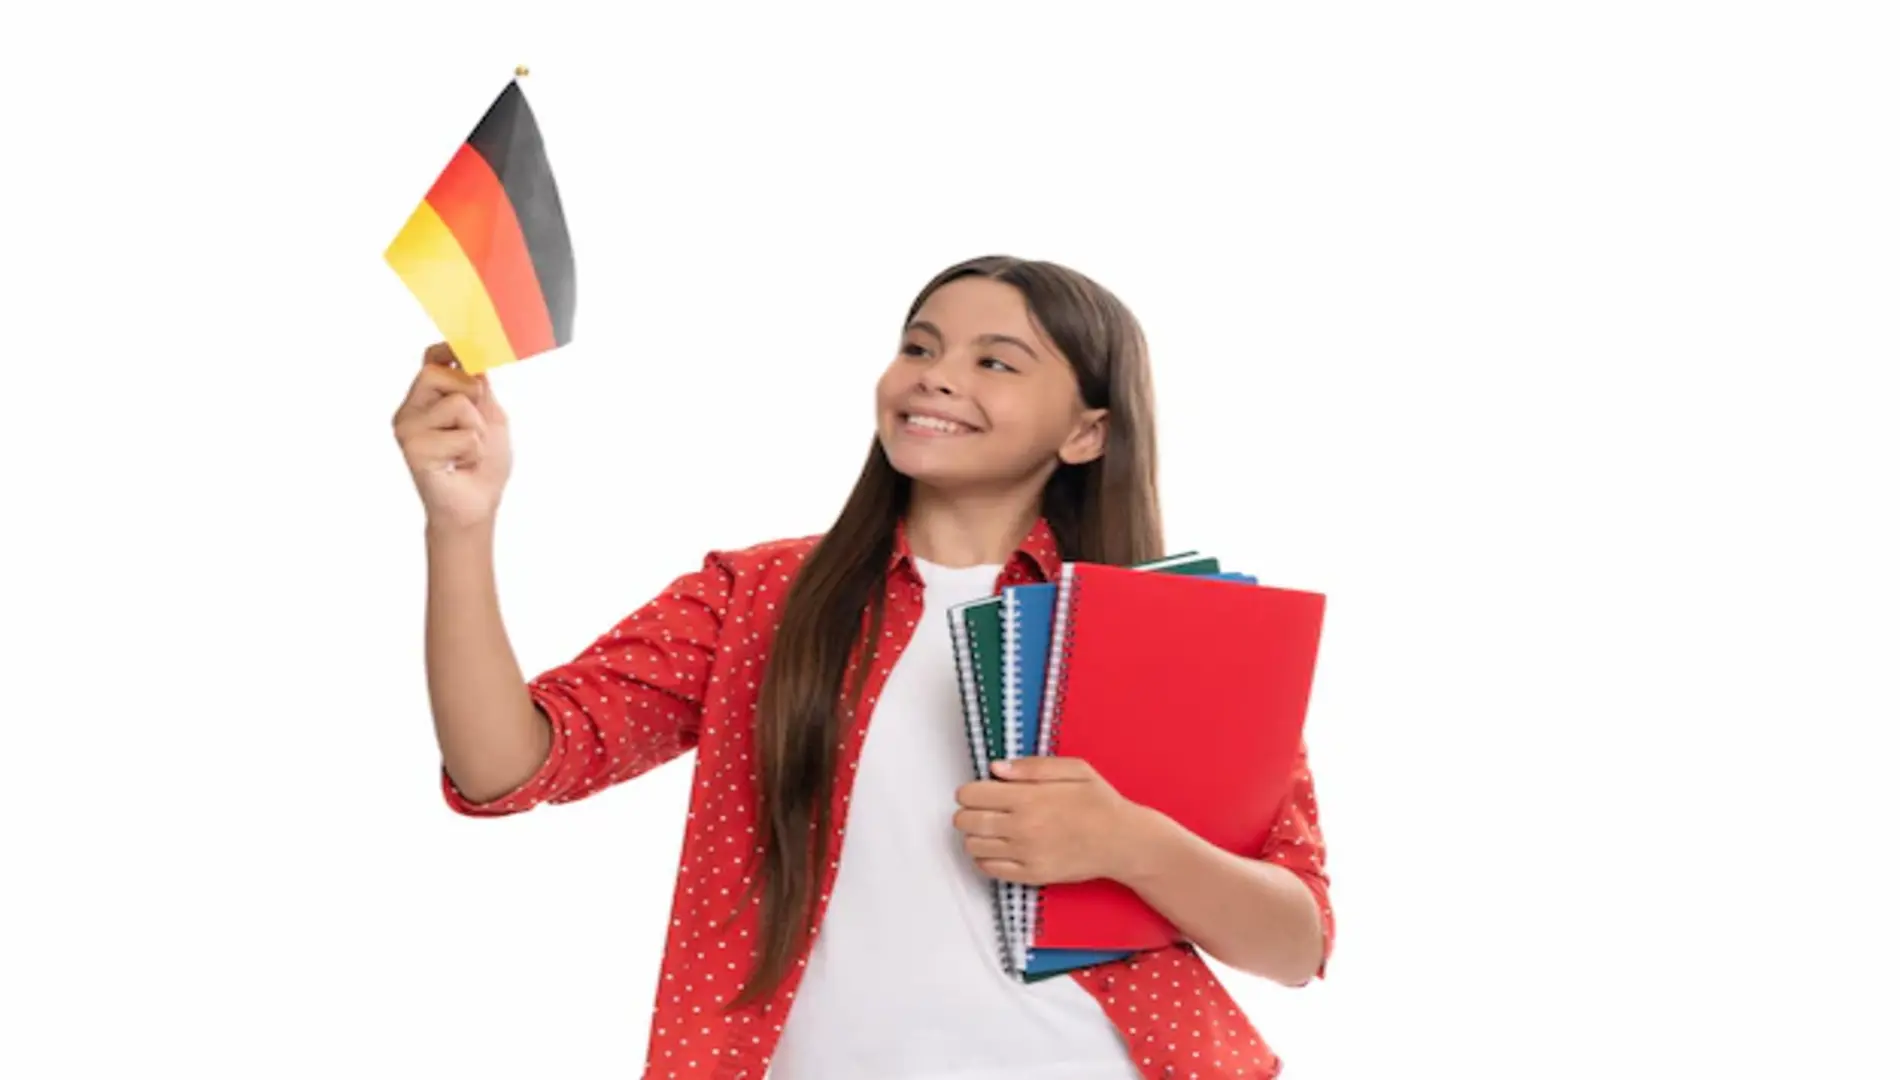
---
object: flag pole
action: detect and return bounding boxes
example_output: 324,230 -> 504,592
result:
515,64 -> 529,77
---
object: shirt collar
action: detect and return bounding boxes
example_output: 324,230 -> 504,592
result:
889,515 -> 1063,584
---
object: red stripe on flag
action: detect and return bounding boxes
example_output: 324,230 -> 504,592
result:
424,143 -> 557,359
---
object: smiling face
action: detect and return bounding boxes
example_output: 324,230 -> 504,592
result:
875,276 -> 1108,497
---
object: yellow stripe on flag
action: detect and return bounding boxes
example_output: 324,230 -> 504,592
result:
384,200 -> 520,375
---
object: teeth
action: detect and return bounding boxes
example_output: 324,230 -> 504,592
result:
906,414 -> 971,434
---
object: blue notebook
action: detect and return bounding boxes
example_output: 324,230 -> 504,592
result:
1002,580 -> 1128,978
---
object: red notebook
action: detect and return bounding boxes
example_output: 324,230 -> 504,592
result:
1031,561 -> 1326,953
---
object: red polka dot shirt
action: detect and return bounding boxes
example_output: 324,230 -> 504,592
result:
442,517 -> 1334,1079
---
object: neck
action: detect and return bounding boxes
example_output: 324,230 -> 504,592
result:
903,482 -> 1042,568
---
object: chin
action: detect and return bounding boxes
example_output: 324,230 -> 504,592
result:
879,439 -> 938,483
879,435 -> 968,488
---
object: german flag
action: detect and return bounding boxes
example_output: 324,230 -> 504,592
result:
385,78 -> 574,375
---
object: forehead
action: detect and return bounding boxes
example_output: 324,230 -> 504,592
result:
913,277 -> 1035,335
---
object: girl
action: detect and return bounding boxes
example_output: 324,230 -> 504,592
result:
393,255 -> 1333,1079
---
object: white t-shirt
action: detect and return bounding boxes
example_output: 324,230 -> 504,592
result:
769,557 -> 1141,1080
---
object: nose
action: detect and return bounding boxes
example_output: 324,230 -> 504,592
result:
917,355 -> 960,396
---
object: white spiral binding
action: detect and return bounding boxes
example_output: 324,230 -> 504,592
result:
1041,562 -> 1086,756
1001,589 -> 1025,765
948,605 -> 987,777
1038,562 -> 1079,758
1024,561 -> 1083,973
949,601 -> 1015,975
999,589 -> 1027,975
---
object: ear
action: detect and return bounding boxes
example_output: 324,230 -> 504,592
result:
1057,408 -> 1109,466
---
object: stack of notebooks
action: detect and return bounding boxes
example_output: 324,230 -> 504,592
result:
947,551 -> 1326,981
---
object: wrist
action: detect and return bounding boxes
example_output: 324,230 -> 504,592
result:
1110,801 -> 1186,889
425,516 -> 496,548
425,518 -> 498,571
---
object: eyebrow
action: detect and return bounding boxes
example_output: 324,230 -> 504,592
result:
905,320 -> 1042,361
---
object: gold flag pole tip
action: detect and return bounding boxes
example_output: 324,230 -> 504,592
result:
515,65 -> 529,76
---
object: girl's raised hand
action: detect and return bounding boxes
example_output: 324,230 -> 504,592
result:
392,342 -> 513,531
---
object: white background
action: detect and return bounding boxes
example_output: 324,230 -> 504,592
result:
4,2 -> 1896,1076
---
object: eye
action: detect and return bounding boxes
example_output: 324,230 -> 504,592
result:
901,342 -> 931,358
979,356 -> 1018,373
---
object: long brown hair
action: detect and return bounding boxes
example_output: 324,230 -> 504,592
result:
732,255 -> 1165,1006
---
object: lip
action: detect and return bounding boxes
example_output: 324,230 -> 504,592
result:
898,406 -> 983,434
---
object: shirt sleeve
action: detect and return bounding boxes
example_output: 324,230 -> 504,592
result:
1260,740 -> 1333,980
442,552 -> 736,816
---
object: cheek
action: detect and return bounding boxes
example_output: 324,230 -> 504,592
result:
875,365 -> 911,408
988,395 -> 1076,450
871,374 -> 898,414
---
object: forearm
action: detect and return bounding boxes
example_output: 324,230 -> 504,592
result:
425,522 -> 550,803
1114,805 -> 1326,985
